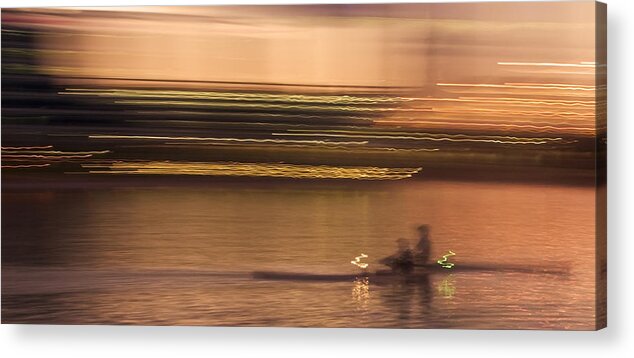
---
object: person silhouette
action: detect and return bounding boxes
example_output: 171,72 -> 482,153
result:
380,238 -> 415,274
414,225 -> 432,266
380,225 -> 433,273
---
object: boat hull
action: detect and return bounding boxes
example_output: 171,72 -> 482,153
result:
252,264 -> 568,282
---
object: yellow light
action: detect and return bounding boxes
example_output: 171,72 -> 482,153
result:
437,250 -> 456,269
83,161 -> 422,181
351,253 -> 369,269
437,275 -> 456,299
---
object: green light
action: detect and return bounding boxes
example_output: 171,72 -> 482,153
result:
437,250 -> 456,269
437,274 -> 456,298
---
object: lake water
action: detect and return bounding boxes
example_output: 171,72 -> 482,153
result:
2,179 -> 596,329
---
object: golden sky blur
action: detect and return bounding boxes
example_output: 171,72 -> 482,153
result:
6,2 -> 602,135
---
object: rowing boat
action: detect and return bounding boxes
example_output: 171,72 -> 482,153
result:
252,263 -> 569,282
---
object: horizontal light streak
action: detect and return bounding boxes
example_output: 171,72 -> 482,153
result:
83,161 -> 423,180
501,69 -> 597,76
1,145 -> 54,150
373,119 -> 595,135
430,107 -> 593,119
2,154 -> 94,159
273,130 -> 563,145
385,114 -> 594,127
161,142 -> 440,152
1,150 -> 110,155
88,134 -> 368,146
437,88 -> 596,99
1,163 -> 51,169
380,116 -> 595,127
497,61 -> 596,68
437,83 -> 595,91
287,128 -> 565,142
504,83 -> 596,89
112,99 -> 397,112
61,88 -> 413,105
409,112 -> 596,124
456,96 -> 595,107
60,88 -> 418,112
1,146 -> 110,168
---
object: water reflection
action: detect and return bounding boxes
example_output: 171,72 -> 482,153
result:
352,276 -> 370,311
436,274 -> 456,299
376,274 -> 433,324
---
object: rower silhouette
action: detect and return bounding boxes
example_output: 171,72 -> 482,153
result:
379,238 -> 415,274
381,224 -> 433,273
414,224 -> 432,266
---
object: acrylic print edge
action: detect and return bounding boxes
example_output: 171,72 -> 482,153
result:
594,0 -> 607,331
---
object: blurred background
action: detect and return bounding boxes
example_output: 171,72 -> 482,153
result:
2,3 -> 604,182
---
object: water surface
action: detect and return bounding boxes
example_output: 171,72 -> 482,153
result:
2,179 -> 596,329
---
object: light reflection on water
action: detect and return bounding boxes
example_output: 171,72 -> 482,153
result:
352,277 -> 370,311
2,180 -> 596,329
437,274 -> 456,299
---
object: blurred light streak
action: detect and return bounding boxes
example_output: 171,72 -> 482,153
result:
88,134 -> 368,146
409,97 -> 595,108
497,61 -> 596,68
1,163 -> 51,169
504,83 -> 596,89
61,88 -> 413,105
499,69 -> 596,76
373,119 -> 595,135
273,131 -> 564,145
410,114 -> 595,126
1,146 -> 110,168
112,99 -> 398,112
2,154 -> 93,159
430,107 -> 594,119
437,83 -> 595,91
160,142 -> 440,152
285,129 -> 567,142
82,161 -> 422,180
2,150 -> 110,155
456,97 -> 595,107
1,145 -> 54,150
